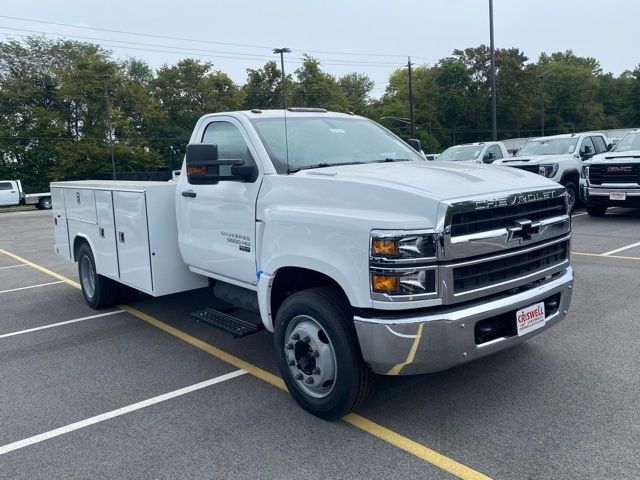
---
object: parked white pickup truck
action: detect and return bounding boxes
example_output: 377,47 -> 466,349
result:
0,179 -> 52,209
51,109 -> 574,419
435,141 -> 509,164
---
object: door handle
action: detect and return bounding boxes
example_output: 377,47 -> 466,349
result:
181,190 -> 197,198
10,191 -> 16,193
118,232 -> 125,243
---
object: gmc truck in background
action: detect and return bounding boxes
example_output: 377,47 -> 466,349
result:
580,129 -> 640,216
435,141 -> 509,164
0,179 -> 52,209
51,109 -> 574,419
493,132 -> 611,212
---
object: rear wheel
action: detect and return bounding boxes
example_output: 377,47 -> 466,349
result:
77,243 -> 121,309
274,287 -> 373,420
563,182 -> 578,213
38,197 -> 52,210
586,205 -> 607,217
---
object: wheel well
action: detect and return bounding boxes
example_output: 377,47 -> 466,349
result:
270,267 -> 350,320
73,236 -> 89,261
561,170 -> 579,186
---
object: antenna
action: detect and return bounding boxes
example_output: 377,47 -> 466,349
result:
273,48 -> 291,173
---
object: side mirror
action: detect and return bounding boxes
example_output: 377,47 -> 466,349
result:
482,152 -> 495,163
581,145 -> 593,159
408,138 -> 422,152
606,143 -> 613,151
185,144 -> 249,184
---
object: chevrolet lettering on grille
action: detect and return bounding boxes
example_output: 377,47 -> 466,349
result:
475,190 -> 555,210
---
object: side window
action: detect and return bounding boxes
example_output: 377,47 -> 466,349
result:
580,136 -> 595,156
592,136 -> 607,154
202,121 -> 254,165
487,144 -> 503,160
0,182 -> 13,190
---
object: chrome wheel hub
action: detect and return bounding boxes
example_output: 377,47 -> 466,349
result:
284,315 -> 337,398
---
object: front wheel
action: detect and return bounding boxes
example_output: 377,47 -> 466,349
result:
563,182 -> 578,213
586,205 -> 607,217
274,287 -> 373,420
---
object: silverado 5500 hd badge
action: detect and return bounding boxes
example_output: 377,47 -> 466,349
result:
220,231 -> 251,252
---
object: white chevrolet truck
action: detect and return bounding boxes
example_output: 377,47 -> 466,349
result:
580,129 -> 640,216
51,109 -> 574,419
0,179 -> 52,209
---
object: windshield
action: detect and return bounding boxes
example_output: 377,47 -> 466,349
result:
612,132 -> 640,153
516,138 -> 578,156
437,145 -> 483,161
249,116 -> 423,173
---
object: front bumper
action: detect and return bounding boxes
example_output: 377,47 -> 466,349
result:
580,185 -> 640,207
354,266 -> 573,375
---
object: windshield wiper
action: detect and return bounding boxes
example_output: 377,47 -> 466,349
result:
375,158 -> 412,163
288,161 -> 366,173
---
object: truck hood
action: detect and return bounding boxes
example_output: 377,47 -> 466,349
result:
295,160 -> 559,200
585,150 -> 640,164
494,153 -> 576,165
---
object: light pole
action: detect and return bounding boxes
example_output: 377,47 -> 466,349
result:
407,57 -> 415,138
489,0 -> 497,141
103,75 -> 116,180
273,48 -> 291,109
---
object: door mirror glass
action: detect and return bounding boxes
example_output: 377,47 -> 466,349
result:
482,152 -> 495,163
408,138 -> 421,152
186,144 -> 244,185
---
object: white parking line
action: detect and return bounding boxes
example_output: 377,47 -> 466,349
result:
0,281 -> 64,295
0,310 -> 125,339
602,241 -> 640,256
0,369 -> 247,456
0,264 -> 27,270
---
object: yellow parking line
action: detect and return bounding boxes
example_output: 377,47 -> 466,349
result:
0,247 -> 492,480
572,251 -> 640,261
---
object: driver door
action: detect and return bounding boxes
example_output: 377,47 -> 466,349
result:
177,118 -> 262,285
0,181 -> 19,206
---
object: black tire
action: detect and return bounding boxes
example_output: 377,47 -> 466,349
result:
38,197 -> 52,210
77,243 -> 121,309
563,182 -> 578,213
586,205 -> 608,217
274,287 -> 373,420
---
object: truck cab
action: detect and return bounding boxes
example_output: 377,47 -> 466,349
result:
0,180 -> 21,206
580,129 -> 640,216
493,132 -> 610,212
435,141 -> 508,164
52,109 -> 574,419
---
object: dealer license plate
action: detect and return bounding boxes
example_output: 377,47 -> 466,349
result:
609,192 -> 627,201
516,302 -> 546,336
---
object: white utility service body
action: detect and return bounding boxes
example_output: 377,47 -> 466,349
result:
51,181 -> 206,296
52,109 -> 574,418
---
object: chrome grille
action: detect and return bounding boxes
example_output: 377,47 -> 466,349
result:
450,197 -> 566,237
452,240 -> 568,293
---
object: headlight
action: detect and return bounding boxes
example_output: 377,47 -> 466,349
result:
370,232 -> 436,261
581,165 -> 589,179
370,230 -> 438,301
539,164 -> 559,178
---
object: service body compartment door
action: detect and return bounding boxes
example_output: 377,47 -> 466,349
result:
95,190 -> 119,279
113,191 -> 152,293
51,187 -> 70,259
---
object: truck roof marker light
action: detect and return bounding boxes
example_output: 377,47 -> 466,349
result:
250,109 -> 262,114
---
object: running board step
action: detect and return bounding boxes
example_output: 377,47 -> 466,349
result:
190,307 -> 264,338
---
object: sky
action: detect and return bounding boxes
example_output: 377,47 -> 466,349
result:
2,0 -> 639,98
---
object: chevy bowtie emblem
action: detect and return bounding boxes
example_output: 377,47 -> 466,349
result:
507,219 -> 541,242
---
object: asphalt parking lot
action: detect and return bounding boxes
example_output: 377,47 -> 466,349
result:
0,207 -> 639,479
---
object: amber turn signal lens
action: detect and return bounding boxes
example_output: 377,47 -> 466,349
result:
371,274 -> 400,294
187,165 -> 208,176
371,239 -> 399,256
